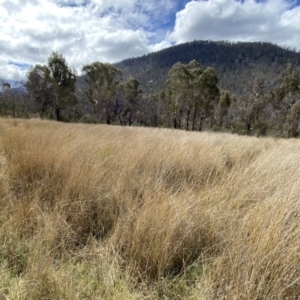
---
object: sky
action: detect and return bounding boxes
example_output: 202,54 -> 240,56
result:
1,0 -> 300,82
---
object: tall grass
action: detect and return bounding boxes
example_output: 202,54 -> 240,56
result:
0,118 -> 300,299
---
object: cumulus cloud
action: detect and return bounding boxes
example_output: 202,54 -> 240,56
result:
149,40 -> 173,53
167,0 -> 300,50
0,0 -> 177,80
1,0 -> 300,82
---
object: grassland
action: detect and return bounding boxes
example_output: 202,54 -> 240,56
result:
1,118 -> 300,299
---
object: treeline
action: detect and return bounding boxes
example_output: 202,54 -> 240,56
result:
1,46 -> 300,137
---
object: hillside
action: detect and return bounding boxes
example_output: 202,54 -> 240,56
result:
2,41 -> 300,136
116,40 -> 300,97
1,118 -> 300,299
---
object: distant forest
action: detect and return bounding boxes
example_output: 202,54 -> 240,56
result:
1,40 -> 300,137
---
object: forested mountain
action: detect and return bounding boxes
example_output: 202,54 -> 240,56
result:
101,41 -> 297,137
2,40 -> 300,137
116,40 -> 300,97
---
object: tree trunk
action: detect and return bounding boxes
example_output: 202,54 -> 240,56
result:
246,119 -> 251,132
105,102 -> 111,124
12,100 -> 16,118
178,110 -> 182,129
114,99 -> 119,117
219,109 -> 224,127
186,105 -> 190,131
118,114 -> 124,126
55,105 -> 61,121
128,111 -> 132,126
173,115 -> 177,129
192,107 -> 197,131
106,113 -> 111,125
199,112 -> 204,131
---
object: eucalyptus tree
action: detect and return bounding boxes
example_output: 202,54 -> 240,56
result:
48,52 -> 77,121
273,65 -> 300,135
0,81 -> 12,115
26,64 -> 52,116
287,101 -> 300,137
237,76 -> 269,132
163,60 -> 220,130
187,60 -> 203,130
196,67 -> 220,130
275,65 -> 299,103
147,92 -> 164,127
122,77 -> 142,126
164,62 -> 191,129
26,52 -> 77,120
188,61 -> 220,130
218,90 -> 231,127
82,62 -> 122,124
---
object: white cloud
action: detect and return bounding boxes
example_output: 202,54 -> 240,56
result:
149,40 -> 173,53
167,0 -> 300,50
1,0 -> 300,82
0,0 -> 177,80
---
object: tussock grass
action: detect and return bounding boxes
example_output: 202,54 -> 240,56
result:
0,118 -> 300,299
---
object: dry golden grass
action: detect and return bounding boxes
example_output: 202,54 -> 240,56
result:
1,118 -> 300,299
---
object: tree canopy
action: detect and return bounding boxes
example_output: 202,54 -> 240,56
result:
26,52 -> 77,120
82,62 -> 122,124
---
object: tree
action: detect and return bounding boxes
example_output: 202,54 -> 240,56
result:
273,65 -> 300,136
0,81 -> 20,117
26,65 -> 52,116
82,62 -> 122,124
218,90 -> 231,127
187,60 -> 203,130
237,76 -> 269,133
0,81 -> 11,115
287,101 -> 300,137
122,77 -> 142,126
163,60 -> 220,131
195,66 -> 220,130
48,52 -> 77,121
26,52 -> 77,120
164,62 -> 192,129
145,92 -> 164,127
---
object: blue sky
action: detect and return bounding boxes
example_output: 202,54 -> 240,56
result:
1,0 -> 300,81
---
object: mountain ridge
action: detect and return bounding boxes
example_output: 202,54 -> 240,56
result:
115,40 -> 300,97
